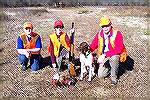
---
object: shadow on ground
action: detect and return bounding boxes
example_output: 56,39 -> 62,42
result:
40,56 -> 52,69
117,56 -> 134,79
40,55 -> 134,80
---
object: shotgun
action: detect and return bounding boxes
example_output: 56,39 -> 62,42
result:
69,22 -> 76,77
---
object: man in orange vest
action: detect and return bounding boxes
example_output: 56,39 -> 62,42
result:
48,20 -> 74,78
16,22 -> 42,72
90,16 -> 127,85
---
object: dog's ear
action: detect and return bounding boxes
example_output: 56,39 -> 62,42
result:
81,42 -> 89,48
77,43 -> 82,52
83,42 -> 89,51
79,42 -> 89,53
78,42 -> 84,52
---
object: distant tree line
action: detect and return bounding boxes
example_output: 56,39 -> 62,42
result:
0,0 -> 148,7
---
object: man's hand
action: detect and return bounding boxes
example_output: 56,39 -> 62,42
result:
25,51 -> 30,58
26,48 -> 41,52
52,63 -> 56,68
17,49 -> 30,58
70,28 -> 75,34
53,73 -> 59,80
98,54 -> 106,64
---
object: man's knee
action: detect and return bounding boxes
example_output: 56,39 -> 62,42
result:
31,61 -> 40,71
18,54 -> 27,61
18,54 -> 28,64
30,55 -> 41,71
98,67 -> 109,77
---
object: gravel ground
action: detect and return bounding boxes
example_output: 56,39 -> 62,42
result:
0,6 -> 149,99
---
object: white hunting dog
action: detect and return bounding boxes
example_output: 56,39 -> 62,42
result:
79,42 -> 95,81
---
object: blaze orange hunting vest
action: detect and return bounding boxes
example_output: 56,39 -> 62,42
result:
49,32 -> 70,57
20,32 -> 40,54
98,28 -> 127,62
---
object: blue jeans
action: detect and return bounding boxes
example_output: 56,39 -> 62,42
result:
18,54 -> 41,71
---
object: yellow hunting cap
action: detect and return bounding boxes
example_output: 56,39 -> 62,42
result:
99,16 -> 111,27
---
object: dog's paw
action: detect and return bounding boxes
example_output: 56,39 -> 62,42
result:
79,77 -> 83,81
88,78 -> 91,82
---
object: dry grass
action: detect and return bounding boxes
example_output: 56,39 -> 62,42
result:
0,6 -> 149,99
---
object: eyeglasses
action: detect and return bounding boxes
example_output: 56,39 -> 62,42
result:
101,23 -> 111,28
55,26 -> 62,29
101,25 -> 110,28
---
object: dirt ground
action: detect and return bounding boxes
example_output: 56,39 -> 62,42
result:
0,6 -> 150,99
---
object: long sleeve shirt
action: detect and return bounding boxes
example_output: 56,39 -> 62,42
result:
17,35 -> 42,49
89,28 -> 124,57
50,33 -> 70,64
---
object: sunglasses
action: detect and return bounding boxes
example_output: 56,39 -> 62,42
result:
101,25 -> 110,28
25,27 -> 32,30
101,22 -> 112,28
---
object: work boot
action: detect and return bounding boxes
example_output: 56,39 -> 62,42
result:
31,70 -> 38,74
21,65 -> 26,71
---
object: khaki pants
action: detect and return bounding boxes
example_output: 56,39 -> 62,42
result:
56,48 -> 70,72
98,55 -> 120,81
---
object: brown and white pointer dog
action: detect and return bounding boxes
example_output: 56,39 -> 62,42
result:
79,42 -> 95,81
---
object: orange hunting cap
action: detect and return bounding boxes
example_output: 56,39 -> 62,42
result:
23,22 -> 33,29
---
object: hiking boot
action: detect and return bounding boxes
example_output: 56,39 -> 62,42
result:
31,71 -> 38,74
21,65 -> 26,71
